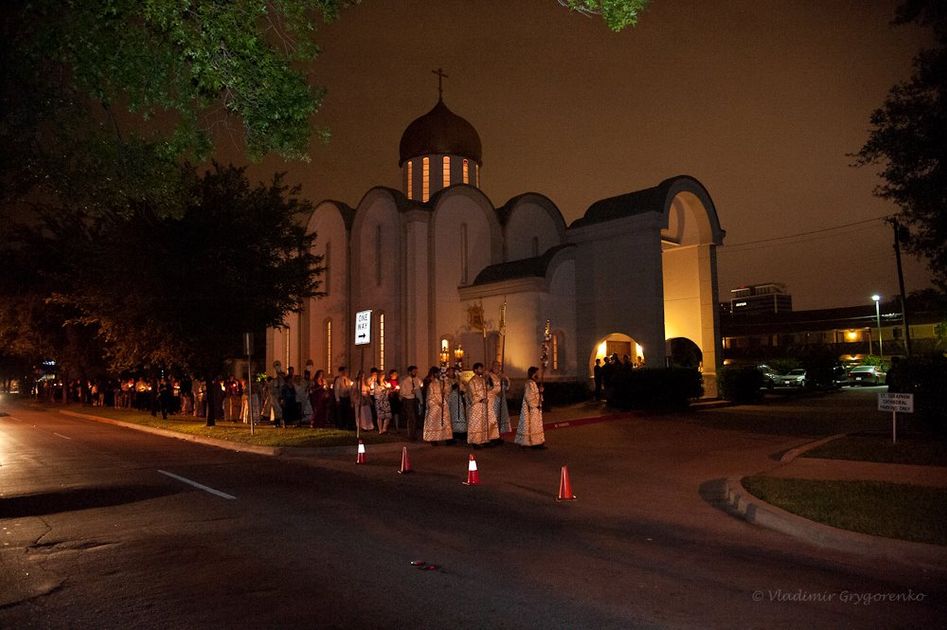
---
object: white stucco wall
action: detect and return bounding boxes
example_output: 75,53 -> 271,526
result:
504,196 -> 564,261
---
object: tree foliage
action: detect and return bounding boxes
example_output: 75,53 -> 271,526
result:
0,164 -> 322,378
3,0 -> 354,164
558,0 -> 650,31
855,0 -> 947,290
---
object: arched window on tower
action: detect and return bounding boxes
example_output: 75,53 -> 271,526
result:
406,161 -> 413,199
442,156 -> 450,188
462,159 -> 469,184
475,164 -> 480,188
422,157 -> 430,202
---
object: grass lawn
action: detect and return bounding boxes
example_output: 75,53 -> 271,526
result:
60,405 -> 402,448
803,435 -> 947,467
742,475 -> 947,546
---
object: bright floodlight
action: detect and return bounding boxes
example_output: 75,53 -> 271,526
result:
871,294 -> 880,302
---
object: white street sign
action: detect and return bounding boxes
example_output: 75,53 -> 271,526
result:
354,310 -> 372,346
878,392 -> 914,413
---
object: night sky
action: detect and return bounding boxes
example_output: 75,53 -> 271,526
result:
237,0 -> 933,310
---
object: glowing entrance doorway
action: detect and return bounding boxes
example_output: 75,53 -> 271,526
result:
589,333 -> 644,375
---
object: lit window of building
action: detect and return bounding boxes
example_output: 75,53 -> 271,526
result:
378,312 -> 385,371
422,157 -> 430,202
552,333 -> 560,371
325,319 -> 332,373
406,161 -> 413,199
475,164 -> 480,188
462,159 -> 469,184
443,155 -> 450,188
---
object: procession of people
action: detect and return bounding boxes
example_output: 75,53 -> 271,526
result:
254,358 -> 546,449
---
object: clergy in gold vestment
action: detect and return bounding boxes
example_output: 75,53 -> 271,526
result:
515,366 -> 545,448
466,363 -> 499,446
423,368 -> 453,443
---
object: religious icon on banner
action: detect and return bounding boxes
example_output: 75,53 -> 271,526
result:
466,302 -> 486,333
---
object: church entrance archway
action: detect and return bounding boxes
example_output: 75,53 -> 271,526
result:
587,333 -> 643,376
665,337 -> 702,369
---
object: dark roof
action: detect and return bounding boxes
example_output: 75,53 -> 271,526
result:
471,244 -> 574,286
399,98 -> 482,166
571,176 -> 684,229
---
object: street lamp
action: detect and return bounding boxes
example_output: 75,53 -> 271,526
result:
871,294 -> 883,361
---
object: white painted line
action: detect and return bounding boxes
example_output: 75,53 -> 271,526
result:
158,469 -> 236,500
53,432 -> 72,440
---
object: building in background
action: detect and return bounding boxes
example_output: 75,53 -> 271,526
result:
728,283 -> 793,316
721,298 -> 946,362
266,92 -> 726,393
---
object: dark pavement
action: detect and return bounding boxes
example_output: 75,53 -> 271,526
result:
1,389 -> 945,628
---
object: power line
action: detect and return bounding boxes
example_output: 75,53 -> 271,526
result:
722,215 -> 890,249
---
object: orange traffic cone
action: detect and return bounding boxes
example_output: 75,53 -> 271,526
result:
462,453 -> 480,486
398,446 -> 414,474
355,440 -> 366,464
557,465 -> 577,501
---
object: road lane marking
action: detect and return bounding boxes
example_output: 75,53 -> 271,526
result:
53,432 -> 72,440
158,470 -> 236,500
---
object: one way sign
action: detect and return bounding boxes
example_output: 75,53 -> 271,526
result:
354,310 -> 372,346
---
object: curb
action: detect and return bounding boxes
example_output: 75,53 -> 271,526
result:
59,410 -> 413,458
779,433 -> 847,463
723,476 -> 947,571
60,410 -> 284,457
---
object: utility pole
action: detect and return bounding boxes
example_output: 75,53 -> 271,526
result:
892,219 -> 912,356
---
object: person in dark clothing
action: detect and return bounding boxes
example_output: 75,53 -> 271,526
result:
593,358 -> 603,401
158,379 -> 174,419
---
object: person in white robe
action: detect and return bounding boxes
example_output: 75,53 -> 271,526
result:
352,371 -> 375,432
423,367 -> 453,444
515,366 -> 546,448
467,363 -> 500,446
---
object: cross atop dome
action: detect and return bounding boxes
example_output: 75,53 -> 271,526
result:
432,68 -> 448,100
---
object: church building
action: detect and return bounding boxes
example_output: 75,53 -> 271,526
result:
267,89 -> 726,395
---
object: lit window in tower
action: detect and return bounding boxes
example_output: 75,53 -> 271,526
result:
443,156 -> 450,188
475,165 -> 480,187
422,157 -> 430,202
325,319 -> 332,373
462,159 -> 469,184
406,161 -> 413,199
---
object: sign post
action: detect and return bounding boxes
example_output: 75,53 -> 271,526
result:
243,332 -> 254,436
878,392 -> 914,444
354,310 -> 372,440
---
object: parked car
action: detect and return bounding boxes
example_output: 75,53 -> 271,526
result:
758,364 -> 779,389
847,365 -> 885,386
775,368 -> 807,388
832,365 -> 850,387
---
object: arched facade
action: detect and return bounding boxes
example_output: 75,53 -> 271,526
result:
267,99 -> 725,397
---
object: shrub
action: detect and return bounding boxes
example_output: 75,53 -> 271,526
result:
886,353 -> 947,437
606,367 -> 702,411
540,380 -> 591,410
717,366 -> 765,402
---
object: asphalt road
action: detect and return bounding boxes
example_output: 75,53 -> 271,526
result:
1,389 -> 944,628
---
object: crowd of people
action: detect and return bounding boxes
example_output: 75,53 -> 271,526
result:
260,360 -> 546,449
34,360 -> 548,449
